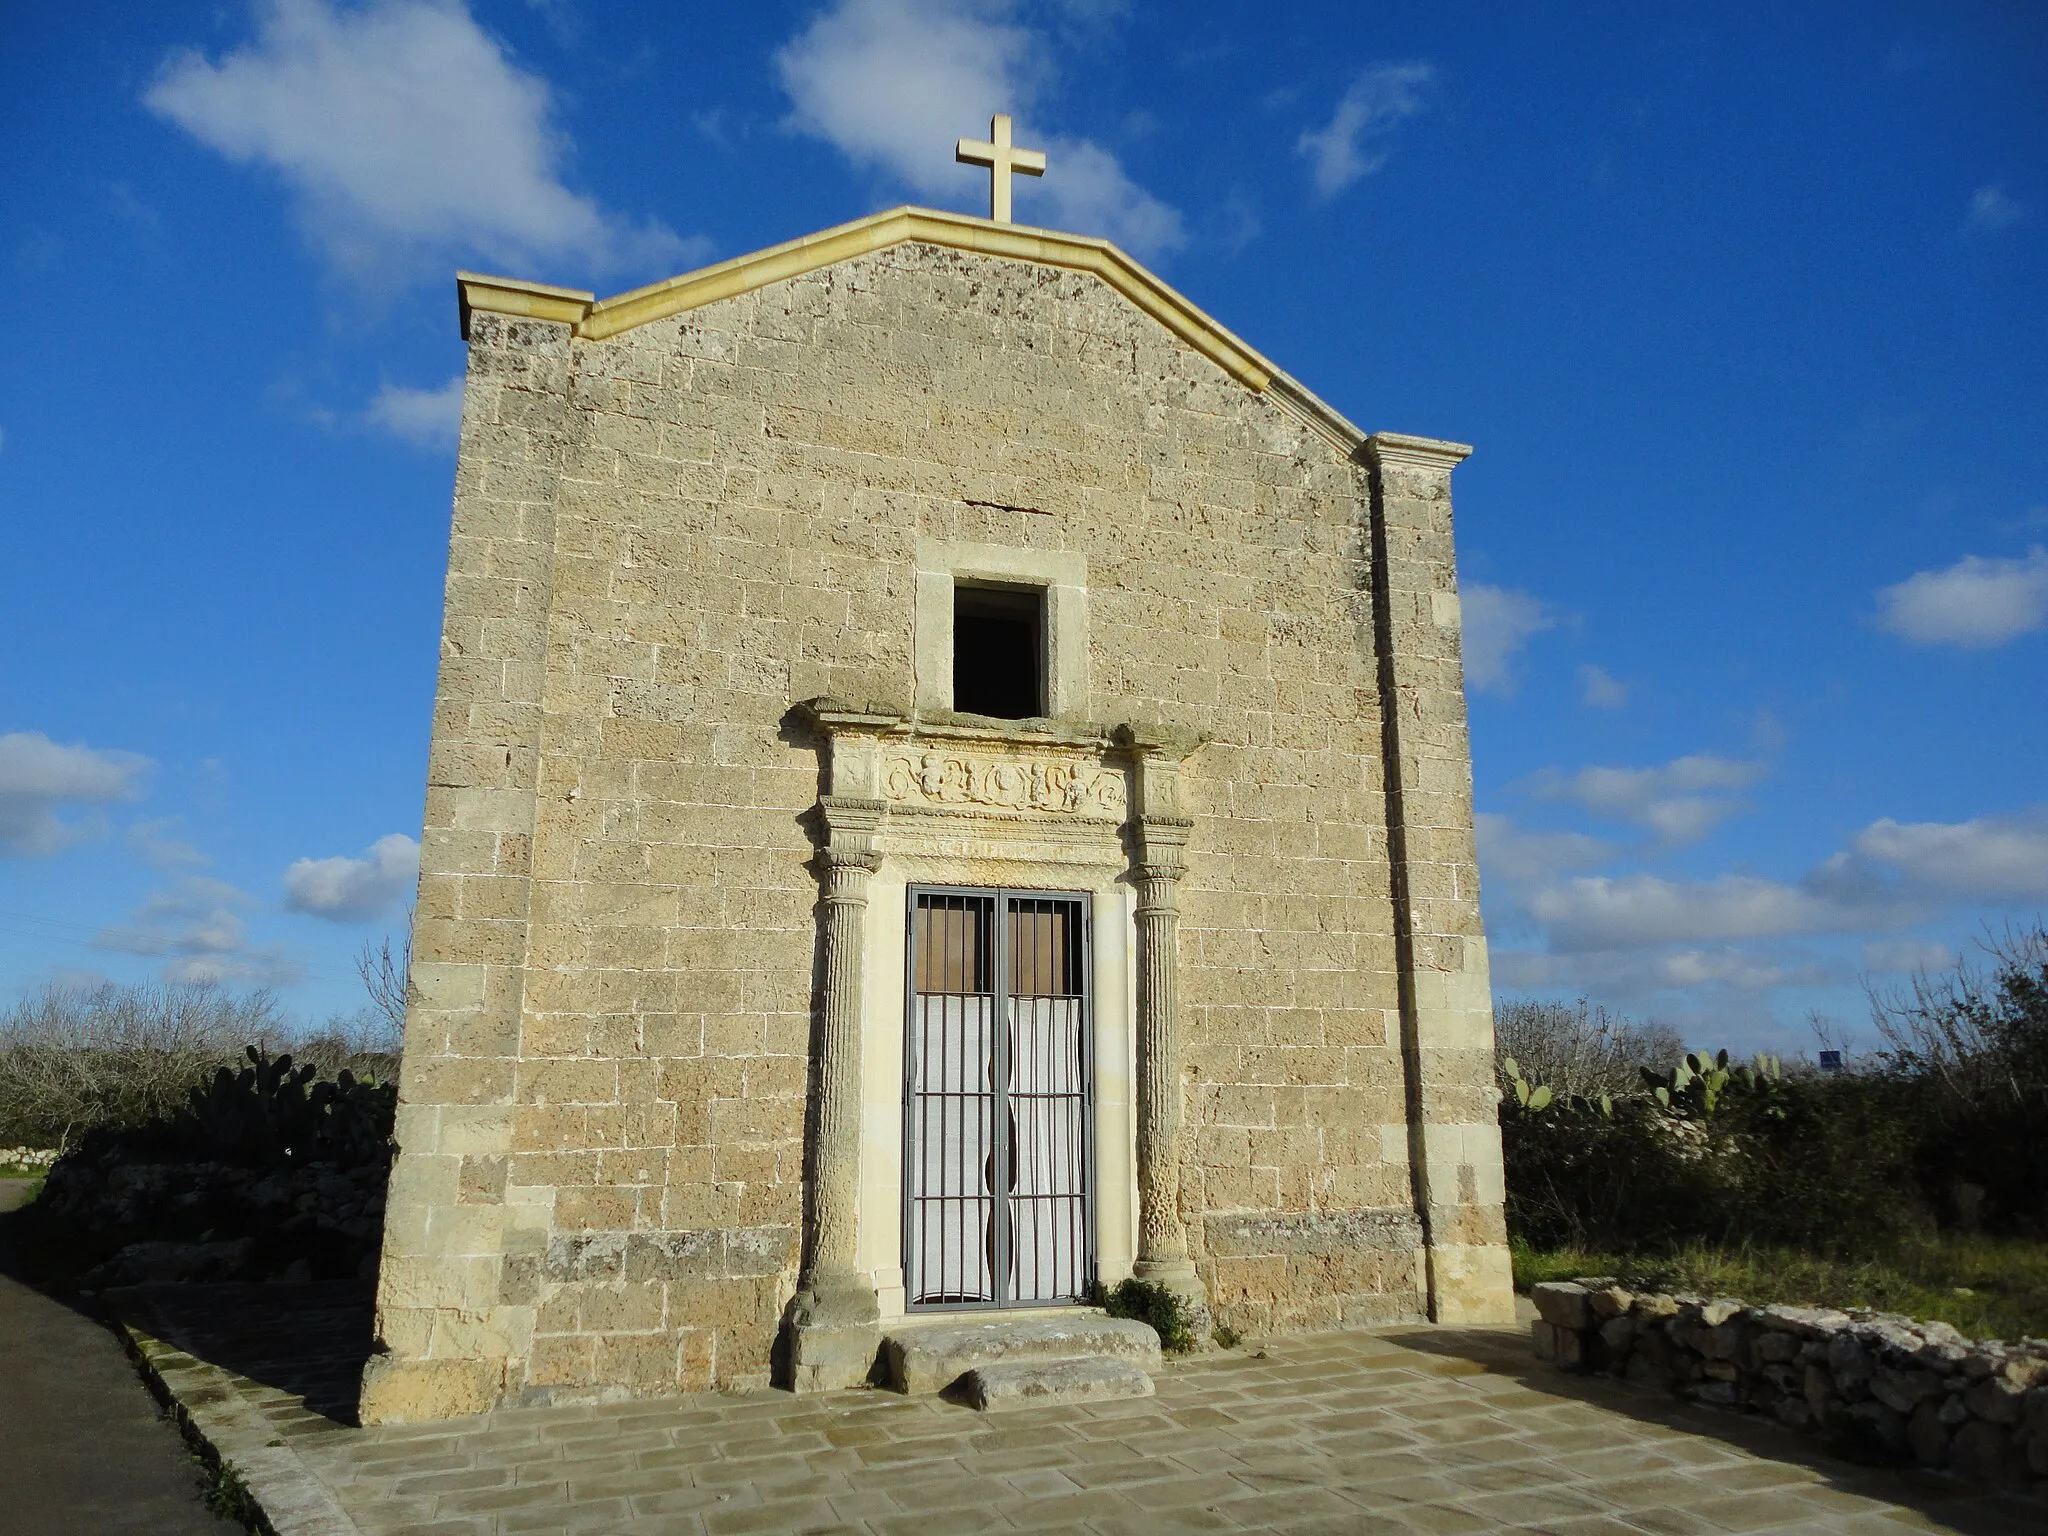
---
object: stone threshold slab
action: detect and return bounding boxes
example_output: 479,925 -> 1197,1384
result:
883,1313 -> 1163,1395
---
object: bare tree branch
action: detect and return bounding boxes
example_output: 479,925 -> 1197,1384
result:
355,928 -> 412,1041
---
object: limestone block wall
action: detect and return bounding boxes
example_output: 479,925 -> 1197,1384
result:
364,234 -> 1509,1418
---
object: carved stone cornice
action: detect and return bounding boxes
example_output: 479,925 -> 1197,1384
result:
796,700 -> 1207,834
1361,431 -> 1474,475
798,699 -> 1113,750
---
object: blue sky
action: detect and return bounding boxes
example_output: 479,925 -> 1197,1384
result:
2,0 -> 2043,1051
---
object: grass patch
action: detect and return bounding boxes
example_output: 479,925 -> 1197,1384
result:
197,1456 -> 262,1528
1511,1234 -> 2048,1341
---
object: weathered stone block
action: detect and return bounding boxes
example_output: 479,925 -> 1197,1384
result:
1967,1374 -> 2029,1425
961,1354 -> 1155,1410
1532,1282 -> 1592,1330
884,1316 -> 1162,1397
1950,1419 -> 2026,1486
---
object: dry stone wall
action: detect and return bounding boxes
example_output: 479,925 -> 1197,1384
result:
1533,1278 -> 2048,1486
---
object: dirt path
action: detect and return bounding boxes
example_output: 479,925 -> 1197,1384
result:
0,1196 -> 237,1535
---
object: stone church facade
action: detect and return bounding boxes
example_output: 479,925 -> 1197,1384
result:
359,206 -> 1513,1423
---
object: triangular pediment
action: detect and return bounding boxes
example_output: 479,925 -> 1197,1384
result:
456,206 -> 1365,452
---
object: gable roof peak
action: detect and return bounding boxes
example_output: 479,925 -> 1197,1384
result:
458,205 -> 1368,452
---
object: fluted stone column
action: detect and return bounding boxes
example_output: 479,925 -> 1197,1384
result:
1121,732 -> 1211,1329
783,794 -> 885,1391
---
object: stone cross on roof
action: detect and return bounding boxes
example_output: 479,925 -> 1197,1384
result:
955,114 -> 1046,225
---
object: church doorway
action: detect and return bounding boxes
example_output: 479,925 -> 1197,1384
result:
903,887 -> 1094,1309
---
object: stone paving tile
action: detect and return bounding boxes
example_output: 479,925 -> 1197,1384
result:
1614,1509 -> 1727,1536
1386,1506 -> 1499,1534
1533,1518 -> 1666,1536
120,1303 -> 2048,1536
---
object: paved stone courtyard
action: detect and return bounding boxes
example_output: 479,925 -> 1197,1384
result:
117,1286 -> 2040,1535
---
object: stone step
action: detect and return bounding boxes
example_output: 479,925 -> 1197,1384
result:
961,1355 -> 1155,1411
883,1314 -> 1162,1396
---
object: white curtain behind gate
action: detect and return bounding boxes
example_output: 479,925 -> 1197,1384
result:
907,993 -> 995,1303
1007,994 -> 1086,1302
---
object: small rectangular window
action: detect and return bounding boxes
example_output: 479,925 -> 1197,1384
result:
952,583 -> 1044,719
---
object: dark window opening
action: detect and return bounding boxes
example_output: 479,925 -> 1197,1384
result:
952,583 -> 1044,719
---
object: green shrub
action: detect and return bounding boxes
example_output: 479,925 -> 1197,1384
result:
1096,1278 -> 1198,1353
181,1046 -> 397,1168
1497,925 -> 2048,1257
0,983 -> 398,1150
60,1045 -> 397,1174
1501,1047 -> 1923,1255
200,1457 -> 261,1526
1874,925 -> 2048,1233
1495,999 -> 1683,1100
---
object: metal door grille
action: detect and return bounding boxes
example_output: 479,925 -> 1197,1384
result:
904,887 -> 1093,1309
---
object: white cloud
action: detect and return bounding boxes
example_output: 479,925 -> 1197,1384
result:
1862,938 -> 1958,975
1505,806 -> 2044,962
367,375 -> 465,447
1968,183 -> 2025,232
94,877 -> 304,986
1492,942 -> 1834,1004
1459,583 -> 1553,696
1496,801 -> 2048,1038
523,0 -> 582,47
1527,873 -> 1906,954
126,818 -> 210,871
0,731 -> 151,856
775,0 -> 1183,257
1646,947 -> 1822,992
1295,63 -> 1432,198
1474,812 -> 1611,885
1852,812 -> 2048,902
1577,664 -> 1627,709
1022,136 -> 1183,257
1534,753 -> 1764,844
283,832 -> 420,920
146,0 -> 694,283
1875,547 -> 2048,648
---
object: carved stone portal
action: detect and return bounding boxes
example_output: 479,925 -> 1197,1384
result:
787,701 -> 1209,1369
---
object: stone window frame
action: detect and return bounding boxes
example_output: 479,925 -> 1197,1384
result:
914,538 -> 1088,719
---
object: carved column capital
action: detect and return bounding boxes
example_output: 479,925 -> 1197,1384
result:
818,793 -> 887,846
1134,811 -> 1193,870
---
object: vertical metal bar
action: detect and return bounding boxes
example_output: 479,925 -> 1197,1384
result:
990,893 -> 1008,1306
904,894 -> 920,1307
1036,905 -> 1049,1301
1079,892 -> 1095,1299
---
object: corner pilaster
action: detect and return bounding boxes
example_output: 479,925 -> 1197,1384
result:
360,306 -> 579,1424
1362,432 -> 1516,1327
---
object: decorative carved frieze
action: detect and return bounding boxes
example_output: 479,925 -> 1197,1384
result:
880,751 -> 1127,819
